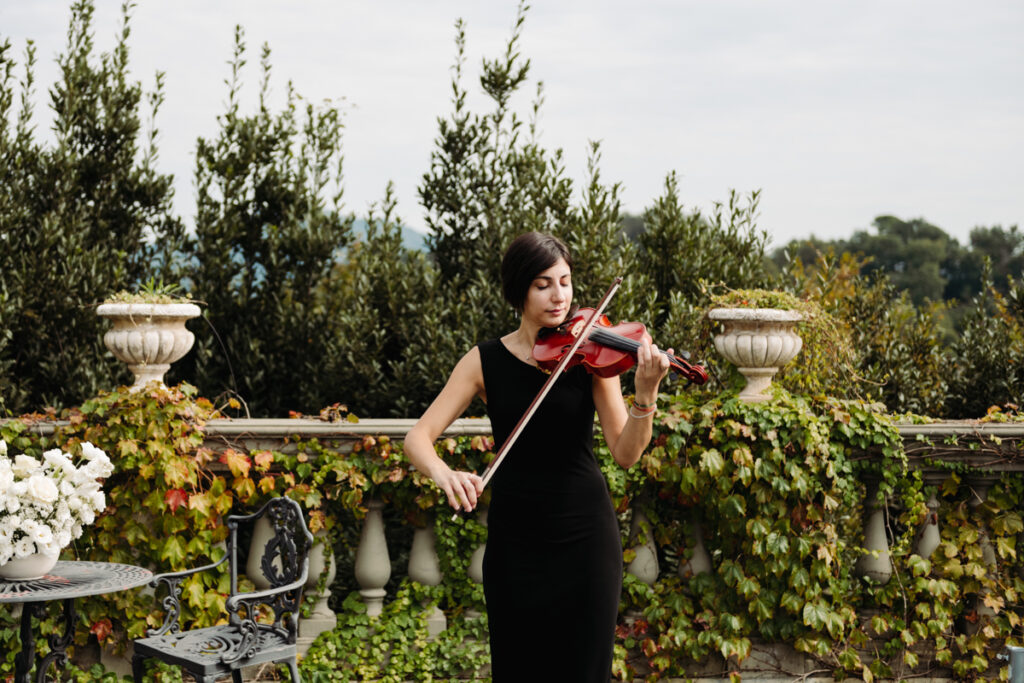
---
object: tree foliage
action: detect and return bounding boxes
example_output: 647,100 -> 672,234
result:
946,267 -> 1024,417
180,28 -> 353,416
0,0 -> 184,413
1,1 -> 1020,421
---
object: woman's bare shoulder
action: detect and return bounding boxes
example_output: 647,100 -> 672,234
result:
451,345 -> 485,394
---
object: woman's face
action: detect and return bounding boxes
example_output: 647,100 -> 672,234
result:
522,258 -> 572,328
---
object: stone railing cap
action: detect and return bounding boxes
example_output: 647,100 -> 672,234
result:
708,307 -> 803,322
96,302 -> 202,318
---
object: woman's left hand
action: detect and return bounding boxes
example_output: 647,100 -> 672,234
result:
634,338 -> 672,399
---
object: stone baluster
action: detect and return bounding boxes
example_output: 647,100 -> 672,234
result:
626,504 -> 659,586
466,507 -> 488,620
299,530 -> 337,650
915,491 -> 942,559
968,477 -> 999,625
248,515 -> 335,649
355,498 -> 390,617
678,519 -> 712,578
855,481 -> 892,584
247,516 -> 275,590
468,506 -> 487,586
408,519 -> 446,637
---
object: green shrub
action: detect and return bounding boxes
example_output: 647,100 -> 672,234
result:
181,29 -> 354,416
946,272 -> 1024,418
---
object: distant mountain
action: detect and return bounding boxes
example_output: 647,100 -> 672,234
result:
401,226 -> 428,252
351,219 -> 427,252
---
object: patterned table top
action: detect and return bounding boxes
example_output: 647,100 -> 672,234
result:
0,561 -> 152,603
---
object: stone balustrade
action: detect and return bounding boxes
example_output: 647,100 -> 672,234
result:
19,416 -> 1024,679
201,417 -> 1024,650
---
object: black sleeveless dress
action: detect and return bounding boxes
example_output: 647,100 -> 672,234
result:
478,338 -> 622,682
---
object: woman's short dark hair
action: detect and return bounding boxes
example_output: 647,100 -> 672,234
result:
501,232 -> 573,311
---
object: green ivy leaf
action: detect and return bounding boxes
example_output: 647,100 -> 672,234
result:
160,535 -> 187,567
700,448 -> 725,476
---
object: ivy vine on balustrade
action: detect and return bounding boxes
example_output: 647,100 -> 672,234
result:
1,383 -> 1021,681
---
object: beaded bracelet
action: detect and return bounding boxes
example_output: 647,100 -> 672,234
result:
628,404 -> 656,419
633,399 -> 656,410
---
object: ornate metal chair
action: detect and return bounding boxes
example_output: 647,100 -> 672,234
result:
132,497 -> 314,682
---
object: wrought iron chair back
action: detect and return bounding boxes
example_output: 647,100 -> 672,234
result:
132,496 -> 314,682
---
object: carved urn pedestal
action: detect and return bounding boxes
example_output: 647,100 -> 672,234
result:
708,308 -> 803,403
96,303 -> 201,391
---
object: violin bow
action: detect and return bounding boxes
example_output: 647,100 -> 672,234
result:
476,276 -> 624,491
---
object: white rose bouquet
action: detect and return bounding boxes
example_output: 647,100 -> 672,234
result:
0,439 -> 114,565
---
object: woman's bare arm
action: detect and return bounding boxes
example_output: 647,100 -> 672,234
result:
404,347 -> 486,511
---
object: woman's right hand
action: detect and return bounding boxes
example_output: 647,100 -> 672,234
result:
433,465 -> 484,512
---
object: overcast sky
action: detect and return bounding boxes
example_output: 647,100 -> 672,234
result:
3,1 -> 1022,248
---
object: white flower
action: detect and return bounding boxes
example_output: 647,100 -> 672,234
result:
26,474 -> 59,504
13,537 -> 34,558
12,454 -> 40,478
2,441 -> 111,558
29,523 -> 53,545
80,442 -> 107,462
82,459 -> 113,480
76,479 -> 101,496
43,449 -> 75,475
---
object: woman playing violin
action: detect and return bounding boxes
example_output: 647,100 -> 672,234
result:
404,231 -> 673,682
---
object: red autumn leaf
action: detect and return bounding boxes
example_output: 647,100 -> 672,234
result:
164,488 -> 188,513
90,618 -> 113,643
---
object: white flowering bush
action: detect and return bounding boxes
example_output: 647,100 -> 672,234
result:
0,439 -> 113,565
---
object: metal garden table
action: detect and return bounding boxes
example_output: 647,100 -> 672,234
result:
0,561 -> 152,683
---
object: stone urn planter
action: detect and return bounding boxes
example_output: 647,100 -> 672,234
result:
96,302 -> 201,391
708,307 -> 803,403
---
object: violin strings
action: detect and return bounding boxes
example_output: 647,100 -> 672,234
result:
587,328 -> 681,367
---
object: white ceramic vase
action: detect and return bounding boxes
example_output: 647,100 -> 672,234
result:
96,302 -> 201,391
0,549 -> 59,581
708,307 -> 803,403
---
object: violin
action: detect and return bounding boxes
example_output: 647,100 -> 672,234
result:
532,307 -> 709,385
